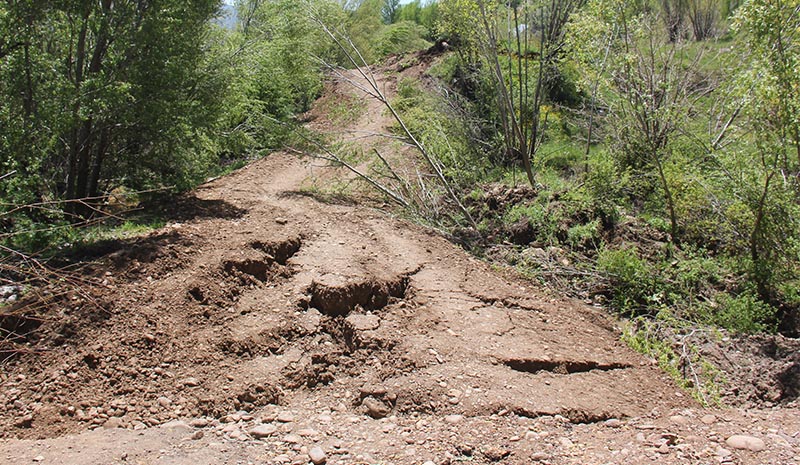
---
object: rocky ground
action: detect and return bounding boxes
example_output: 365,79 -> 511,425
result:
1,59 -> 799,465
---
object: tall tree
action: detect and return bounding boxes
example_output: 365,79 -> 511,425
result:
0,0 -> 224,219
382,0 -> 400,23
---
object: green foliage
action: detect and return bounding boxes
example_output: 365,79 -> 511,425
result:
598,247 -> 658,313
709,292 -> 778,334
376,21 -> 433,57
392,78 -> 486,186
622,316 -> 724,406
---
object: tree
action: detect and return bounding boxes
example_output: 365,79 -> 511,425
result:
437,0 -> 585,187
687,0 -> 718,40
571,2 -> 714,242
726,0 -> 800,301
382,0 -> 400,23
0,0 -> 225,221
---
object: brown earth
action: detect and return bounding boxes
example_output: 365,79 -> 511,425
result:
1,58 -> 799,465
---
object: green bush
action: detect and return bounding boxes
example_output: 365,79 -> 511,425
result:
376,21 -> 432,57
597,246 -> 659,314
710,292 -> 778,334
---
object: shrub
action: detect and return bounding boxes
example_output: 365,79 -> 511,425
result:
711,292 -> 778,334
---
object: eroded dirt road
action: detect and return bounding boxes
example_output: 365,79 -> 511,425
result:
1,66 -> 799,465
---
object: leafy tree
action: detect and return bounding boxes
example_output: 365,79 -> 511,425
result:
382,0 -> 400,23
725,0 -> 800,301
0,0 -> 225,223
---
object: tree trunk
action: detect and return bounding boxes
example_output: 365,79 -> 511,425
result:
66,14 -> 89,207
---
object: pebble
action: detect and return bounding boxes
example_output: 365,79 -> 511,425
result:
33,456 -> 44,462
297,428 -> 317,437
277,412 -> 295,423
444,414 -> 463,424
189,418 -> 209,428
191,430 -> 204,440
308,446 -> 327,465
482,446 -> 510,461
531,452 -> 549,461
250,424 -> 278,438
182,377 -> 200,387
283,434 -> 302,444
605,418 -> 623,428
157,396 -> 172,408
701,414 -> 717,425
363,397 -> 390,419
422,461 -> 436,465
725,435 -> 766,452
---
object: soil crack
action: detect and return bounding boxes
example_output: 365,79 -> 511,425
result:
503,357 -> 631,375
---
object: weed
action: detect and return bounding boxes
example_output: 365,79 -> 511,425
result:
622,315 -> 725,407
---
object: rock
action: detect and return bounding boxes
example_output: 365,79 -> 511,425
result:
182,377 -> 200,387
701,414 -> 717,425
283,434 -> 302,444
559,438 -> 574,448
275,218 -> 288,225
162,420 -> 190,432
725,435 -> 766,452
363,397 -> 391,419
422,461 -> 436,465
222,424 -> 237,433
191,430 -> 204,440
189,418 -> 209,428
14,414 -> 33,428
308,446 -> 327,465
276,411 -> 294,423
670,415 -> 688,425
455,443 -> 474,456
604,419 -> 623,428
657,444 -> 670,454
482,446 -> 510,461
32,456 -> 44,462
250,424 -> 278,438
297,428 -> 317,437
530,452 -> 549,461
103,417 -> 122,429
157,396 -> 172,408
444,414 -> 463,424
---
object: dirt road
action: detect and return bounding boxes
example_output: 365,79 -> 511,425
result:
1,66 -> 799,465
